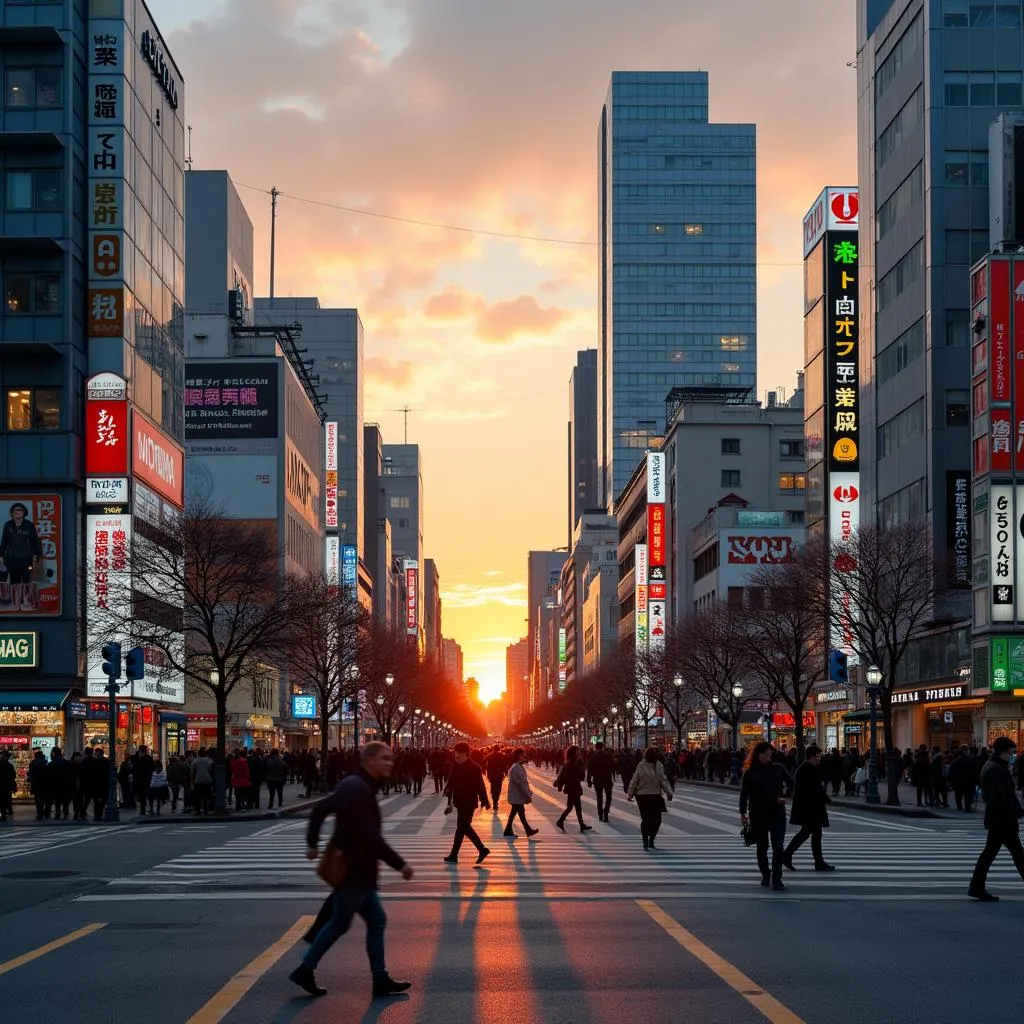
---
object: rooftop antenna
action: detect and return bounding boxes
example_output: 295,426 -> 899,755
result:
269,186 -> 280,302
185,125 -> 193,170
400,405 -> 410,444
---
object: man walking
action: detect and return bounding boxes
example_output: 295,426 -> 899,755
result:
289,741 -> 413,999
485,746 -> 507,812
969,736 -> 1024,901
782,745 -> 835,872
443,742 -> 491,865
587,741 -> 615,822
0,749 -> 16,821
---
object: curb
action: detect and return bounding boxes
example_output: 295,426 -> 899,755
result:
126,798 -> 322,825
675,778 -> 938,819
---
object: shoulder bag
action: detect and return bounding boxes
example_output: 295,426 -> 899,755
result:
316,844 -> 348,888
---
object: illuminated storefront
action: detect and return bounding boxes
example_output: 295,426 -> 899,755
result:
0,691 -> 71,797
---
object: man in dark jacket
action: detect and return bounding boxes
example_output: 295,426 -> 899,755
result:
969,736 -> 1024,901
27,749 -> 48,819
443,742 -> 490,864
587,741 -> 615,822
782,745 -> 834,872
132,746 -> 155,815
484,747 -> 508,812
45,747 -> 74,820
0,749 -> 16,820
90,748 -> 110,821
290,741 -> 414,999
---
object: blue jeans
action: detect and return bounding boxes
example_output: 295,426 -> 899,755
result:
303,886 -> 387,977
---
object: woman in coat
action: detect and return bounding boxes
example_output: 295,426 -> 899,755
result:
782,745 -> 834,872
230,751 -> 252,810
739,741 -> 793,891
503,748 -> 539,839
626,747 -> 675,849
554,746 -> 593,833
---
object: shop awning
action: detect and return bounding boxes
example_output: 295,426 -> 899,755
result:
159,712 -> 188,724
0,689 -> 72,711
842,709 -> 874,722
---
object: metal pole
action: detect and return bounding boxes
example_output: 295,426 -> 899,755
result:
104,677 -> 120,822
729,707 -> 740,786
866,687 -> 880,804
675,691 -> 682,751
269,186 -> 279,301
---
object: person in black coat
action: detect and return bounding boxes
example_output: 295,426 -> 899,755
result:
0,749 -> 16,821
443,742 -> 491,864
586,741 -> 615,822
555,745 -> 593,833
27,749 -> 48,819
290,741 -> 413,999
969,736 -> 1024,901
782,745 -> 834,872
739,741 -> 793,891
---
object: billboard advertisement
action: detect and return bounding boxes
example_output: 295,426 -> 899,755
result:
85,397 -> 129,477
292,694 -> 317,719
325,422 -> 339,530
342,544 -> 357,601
286,438 -> 320,531
991,484 -> 1014,623
132,409 -> 184,508
825,230 -> 860,475
184,361 -> 279,439
946,471 -> 971,588
85,511 -> 131,695
635,543 -> 648,652
325,536 -> 340,586
185,454 -> 277,520
648,503 -> 666,568
803,187 -> 859,257
990,258 -> 1011,406
646,452 -> 665,503
405,559 -> 419,635
829,473 -> 860,549
0,495 -> 62,616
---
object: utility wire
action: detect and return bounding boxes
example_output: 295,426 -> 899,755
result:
233,179 -> 805,265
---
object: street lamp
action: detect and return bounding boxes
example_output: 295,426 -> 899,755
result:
626,698 -> 635,747
397,704 -> 406,747
673,673 -> 684,752
602,716 -> 609,743
347,664 -> 360,749
729,683 -> 744,785
375,693 -> 385,740
865,664 -> 882,804
385,672 -> 394,687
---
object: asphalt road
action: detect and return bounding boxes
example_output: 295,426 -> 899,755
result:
0,767 -> 1019,1023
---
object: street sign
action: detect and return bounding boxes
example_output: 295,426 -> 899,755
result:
0,632 -> 38,669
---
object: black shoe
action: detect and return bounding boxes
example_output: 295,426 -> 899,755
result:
814,862 -> 836,872
475,848 -> 491,865
648,839 -> 656,849
502,830 -> 517,838
372,975 -> 412,998
526,827 -> 539,837
642,837 -> 649,849
760,876 -> 770,887
289,965 -> 327,996
782,854 -> 796,872
580,824 -> 593,832
443,856 -> 458,864
555,819 -> 565,832
968,888 -> 1000,902
772,881 -> 787,892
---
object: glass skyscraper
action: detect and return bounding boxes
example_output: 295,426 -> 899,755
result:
598,71 -> 756,504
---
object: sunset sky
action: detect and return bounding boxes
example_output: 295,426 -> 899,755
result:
151,0 -> 858,704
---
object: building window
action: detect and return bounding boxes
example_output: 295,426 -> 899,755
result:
945,309 -> 970,347
877,398 -> 926,458
684,224 -> 704,236
996,5 -> 1022,28
944,72 -> 969,106
946,390 -> 969,426
720,335 -> 745,351
943,0 -> 968,25
877,318 -> 925,385
778,473 -> 806,493
779,439 -> 804,458
721,438 -> 740,455
5,387 -> 59,430
5,169 -> 61,211
651,223 -> 666,234
5,272 -> 60,314
389,496 -> 411,510
721,470 -> 741,487
5,68 -> 62,109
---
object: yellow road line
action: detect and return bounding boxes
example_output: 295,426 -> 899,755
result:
186,915 -> 314,1024
637,900 -> 806,1024
0,922 -> 106,976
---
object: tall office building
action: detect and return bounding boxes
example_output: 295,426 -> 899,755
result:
597,71 -> 756,505
527,550 -> 568,708
442,637 -> 464,688
856,0 -> 1005,677
381,444 -> 423,565
506,637 -> 530,727
0,1 -> 186,777
423,558 -> 442,661
568,349 -> 599,546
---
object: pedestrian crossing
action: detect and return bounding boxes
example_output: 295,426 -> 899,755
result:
0,824 -> 131,861
74,813 -> 1023,903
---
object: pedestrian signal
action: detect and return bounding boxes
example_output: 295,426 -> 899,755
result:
828,649 -> 848,685
101,641 -> 122,679
125,646 -> 145,681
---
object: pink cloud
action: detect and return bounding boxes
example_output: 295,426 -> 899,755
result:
476,295 -> 566,343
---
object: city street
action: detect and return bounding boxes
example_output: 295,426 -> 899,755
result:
1,766 -> 1019,1023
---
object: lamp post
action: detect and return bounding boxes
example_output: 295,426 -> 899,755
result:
211,669 -> 227,811
865,663 -> 882,804
375,693 -> 385,740
602,716 -> 609,744
729,683 -> 744,785
579,717 -> 586,747
397,705 -> 406,748
626,698 -> 635,748
673,673 -> 683,752
347,664 -> 360,749
611,705 -> 619,749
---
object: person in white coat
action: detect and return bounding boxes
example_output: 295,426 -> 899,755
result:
503,748 -> 539,839
626,747 -> 675,849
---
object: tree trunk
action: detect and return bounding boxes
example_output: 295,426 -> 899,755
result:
794,719 -> 804,761
319,709 -> 330,792
216,690 -> 227,756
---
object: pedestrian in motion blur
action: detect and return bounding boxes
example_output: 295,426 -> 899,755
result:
626,747 -> 674,849
503,747 -> 539,839
740,741 -> 793,892
443,742 -> 491,865
586,741 -> 615,822
290,741 -> 414,999
782,745 -> 835,873
968,736 -> 1024,902
554,745 -> 593,834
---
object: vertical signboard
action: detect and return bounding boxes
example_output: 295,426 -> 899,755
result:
86,19 -> 126,344
405,559 -> 419,636
341,544 -> 357,603
325,422 -> 339,530
325,536 -> 340,586
634,543 -> 648,653
646,450 -> 668,647
0,495 -> 62,616
991,484 -> 1014,623
991,258 -> 1013,474
85,372 -> 129,478
946,471 -> 971,588
85,511 -> 131,695
557,627 -> 567,692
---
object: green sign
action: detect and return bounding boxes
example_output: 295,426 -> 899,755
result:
737,510 -> 787,527
0,632 -> 38,669
990,636 -> 1024,692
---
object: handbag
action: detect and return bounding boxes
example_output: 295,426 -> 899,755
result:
659,796 -> 669,813
316,845 -> 348,888
741,821 -> 756,847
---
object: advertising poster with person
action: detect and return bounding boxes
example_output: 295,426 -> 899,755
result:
0,495 -> 62,615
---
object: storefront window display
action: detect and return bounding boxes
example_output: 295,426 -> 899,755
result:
0,710 -> 65,797
83,702 -> 155,756
987,719 -> 1021,747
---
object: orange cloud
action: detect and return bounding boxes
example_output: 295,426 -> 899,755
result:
365,356 -> 415,389
476,295 -> 566,343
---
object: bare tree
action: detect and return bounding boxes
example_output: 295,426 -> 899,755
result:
92,499 -> 291,754
829,521 -> 935,805
280,571 -> 364,769
742,542 -> 829,758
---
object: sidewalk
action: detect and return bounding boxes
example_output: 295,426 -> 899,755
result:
9,781 -> 321,826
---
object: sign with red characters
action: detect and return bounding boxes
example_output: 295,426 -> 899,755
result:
647,504 -> 666,568
991,258 -> 1012,406
85,398 -> 128,476
726,535 -> 797,565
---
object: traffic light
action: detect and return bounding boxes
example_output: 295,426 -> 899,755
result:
125,646 -> 145,681
101,641 -> 122,679
828,649 -> 848,685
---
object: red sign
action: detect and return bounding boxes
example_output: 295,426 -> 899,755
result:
647,503 -> 666,567
992,408 -> 1012,474
0,735 -> 28,746
649,581 -> 667,600
406,567 -> 418,633
131,409 -> 184,507
85,398 -> 128,476
1014,259 -> 1024,472
772,711 -> 817,729
726,536 -> 796,565
991,258 -> 1011,405
830,191 -> 858,224
832,483 -> 858,503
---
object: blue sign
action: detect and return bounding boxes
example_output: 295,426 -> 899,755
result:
292,694 -> 317,719
342,545 -> 357,599
66,701 -> 88,718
